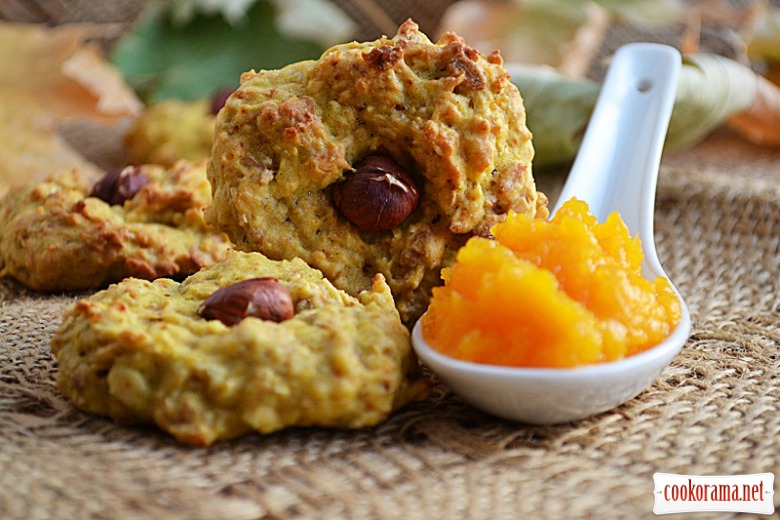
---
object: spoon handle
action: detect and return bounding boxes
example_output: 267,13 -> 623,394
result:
552,43 -> 681,263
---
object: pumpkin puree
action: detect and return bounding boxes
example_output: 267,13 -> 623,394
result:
421,198 -> 682,368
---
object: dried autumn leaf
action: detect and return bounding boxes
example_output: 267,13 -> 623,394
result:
744,4 -> 780,110
509,52 -> 780,168
728,74 -> 780,147
438,0 -> 601,69
746,4 -> 780,63
668,53 -> 780,150
666,54 -> 755,150
438,0 -> 684,73
0,22 -> 142,196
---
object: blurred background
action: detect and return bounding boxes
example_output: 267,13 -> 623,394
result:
0,0 -> 778,176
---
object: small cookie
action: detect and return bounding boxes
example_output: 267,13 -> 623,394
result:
124,99 -> 215,168
0,159 -> 232,291
51,250 -> 429,446
208,20 -> 548,326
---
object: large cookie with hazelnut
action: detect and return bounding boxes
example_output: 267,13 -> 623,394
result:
51,250 -> 429,446
0,159 -> 232,291
208,20 -> 548,326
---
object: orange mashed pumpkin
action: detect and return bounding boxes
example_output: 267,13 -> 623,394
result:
421,198 -> 682,368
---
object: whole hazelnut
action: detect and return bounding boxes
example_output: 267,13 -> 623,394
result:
332,155 -> 419,232
197,277 -> 294,326
90,166 -> 149,206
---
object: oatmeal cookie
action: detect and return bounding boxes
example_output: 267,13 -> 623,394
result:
124,99 -> 215,168
208,20 -> 548,326
51,250 -> 429,446
0,159 -> 232,291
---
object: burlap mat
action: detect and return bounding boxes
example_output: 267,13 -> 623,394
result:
2,129 -> 779,519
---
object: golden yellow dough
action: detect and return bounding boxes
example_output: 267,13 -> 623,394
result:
0,160 -> 232,291
51,251 -> 429,446
208,20 -> 548,326
124,99 -> 215,168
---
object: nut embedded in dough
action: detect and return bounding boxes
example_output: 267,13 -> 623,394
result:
331,154 -> 420,232
207,19 -> 549,327
89,165 -> 150,206
197,276 -> 295,325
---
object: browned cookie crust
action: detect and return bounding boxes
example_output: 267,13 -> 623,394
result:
208,20 -> 548,326
0,160 -> 232,291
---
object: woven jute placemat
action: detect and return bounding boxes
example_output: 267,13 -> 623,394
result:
2,130 -> 779,519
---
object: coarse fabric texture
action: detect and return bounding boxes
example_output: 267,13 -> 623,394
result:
2,131 -> 779,520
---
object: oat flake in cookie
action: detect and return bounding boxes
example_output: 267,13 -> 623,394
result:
0,159 -> 232,291
51,251 -> 429,446
207,19 -> 548,327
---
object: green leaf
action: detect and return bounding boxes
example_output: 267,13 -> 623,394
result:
508,65 -> 599,169
666,54 -> 756,150
111,0 -> 325,103
512,54 -> 766,170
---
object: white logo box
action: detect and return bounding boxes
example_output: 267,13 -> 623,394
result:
653,473 -> 775,515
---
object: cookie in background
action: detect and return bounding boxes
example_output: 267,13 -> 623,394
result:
0,159 -> 232,291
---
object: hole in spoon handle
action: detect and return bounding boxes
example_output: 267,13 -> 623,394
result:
553,43 -> 681,243
637,79 -> 653,92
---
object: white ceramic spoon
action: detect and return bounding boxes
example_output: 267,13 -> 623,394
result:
411,43 -> 692,424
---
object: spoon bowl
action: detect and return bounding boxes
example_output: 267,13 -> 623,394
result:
412,43 -> 692,424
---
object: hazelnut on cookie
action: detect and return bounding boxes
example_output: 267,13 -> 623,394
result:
207,20 -> 548,327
